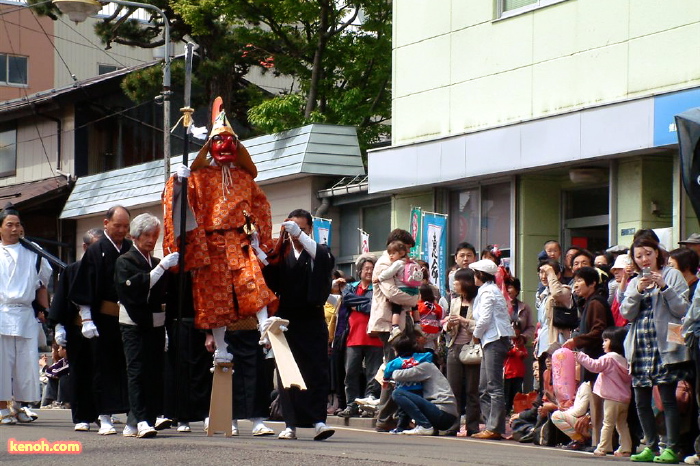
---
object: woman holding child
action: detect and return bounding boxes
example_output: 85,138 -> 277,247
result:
621,237 -> 690,464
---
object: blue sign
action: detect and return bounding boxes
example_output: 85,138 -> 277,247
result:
654,87 -> 700,146
312,217 -> 332,247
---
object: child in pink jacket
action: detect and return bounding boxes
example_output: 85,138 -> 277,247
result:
575,326 -> 632,457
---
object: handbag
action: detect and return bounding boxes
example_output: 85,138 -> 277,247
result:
552,305 -> 579,329
458,341 -> 482,365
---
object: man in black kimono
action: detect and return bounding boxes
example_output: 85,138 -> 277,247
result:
264,209 -> 335,441
49,228 -> 103,432
69,205 -> 132,435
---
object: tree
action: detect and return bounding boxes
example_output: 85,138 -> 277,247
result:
32,0 -> 392,151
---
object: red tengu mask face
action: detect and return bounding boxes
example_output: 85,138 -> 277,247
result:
210,134 -> 238,164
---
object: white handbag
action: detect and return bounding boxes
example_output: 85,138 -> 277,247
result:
458,341 -> 482,365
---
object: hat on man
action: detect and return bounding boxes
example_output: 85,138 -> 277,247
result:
679,233 -> 700,245
610,254 -> 630,271
469,259 -> 498,276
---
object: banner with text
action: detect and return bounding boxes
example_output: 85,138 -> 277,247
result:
421,212 -> 448,297
359,229 -> 370,253
312,217 -> 332,247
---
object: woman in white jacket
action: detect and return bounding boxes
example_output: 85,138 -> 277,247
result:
469,259 -> 515,440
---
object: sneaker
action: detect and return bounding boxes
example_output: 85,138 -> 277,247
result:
278,427 -> 297,440
155,417 -> 172,430
389,428 -> 404,434
177,423 -> 191,433
685,455 -> 700,465
654,448 -> 679,464
388,326 -> 402,342
402,425 -> 434,436
137,421 -> 157,438
355,396 -> 379,406
632,447 -> 659,463
313,423 -> 335,441
74,422 -> 90,432
122,424 -> 138,437
337,404 -> 360,418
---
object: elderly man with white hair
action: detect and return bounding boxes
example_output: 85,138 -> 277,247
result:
115,213 -> 178,438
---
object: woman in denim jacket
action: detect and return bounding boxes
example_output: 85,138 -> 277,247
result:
620,237 -> 689,464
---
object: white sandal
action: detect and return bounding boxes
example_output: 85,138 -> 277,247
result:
278,428 -> 297,440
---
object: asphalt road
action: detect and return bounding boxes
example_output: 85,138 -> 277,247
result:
1,410 -> 625,465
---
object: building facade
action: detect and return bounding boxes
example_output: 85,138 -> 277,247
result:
368,0 -> 700,303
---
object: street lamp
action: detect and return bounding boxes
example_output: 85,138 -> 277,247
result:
52,0 -> 172,181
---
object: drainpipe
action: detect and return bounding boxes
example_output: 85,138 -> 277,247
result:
315,197 -> 330,217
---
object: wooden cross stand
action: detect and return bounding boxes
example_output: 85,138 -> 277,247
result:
207,361 -> 233,437
265,319 -> 307,390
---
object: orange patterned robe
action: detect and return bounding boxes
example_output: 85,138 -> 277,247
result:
162,164 -> 277,329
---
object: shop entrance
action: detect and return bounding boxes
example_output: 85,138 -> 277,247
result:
562,186 -> 609,252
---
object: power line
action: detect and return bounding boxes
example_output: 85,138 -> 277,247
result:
29,6 -> 77,82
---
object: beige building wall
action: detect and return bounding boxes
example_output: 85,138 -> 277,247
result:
393,0 -> 700,145
53,17 -> 155,88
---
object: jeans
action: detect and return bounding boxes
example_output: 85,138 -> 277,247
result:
344,345 -> 383,404
479,337 -> 509,434
391,389 -> 456,430
634,384 -> 680,452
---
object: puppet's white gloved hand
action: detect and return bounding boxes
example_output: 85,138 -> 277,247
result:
281,220 -> 301,238
160,252 -> 180,269
176,164 -> 191,180
258,316 -> 287,346
79,306 -> 99,339
54,323 -> 67,346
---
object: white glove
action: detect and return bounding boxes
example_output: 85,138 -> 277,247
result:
160,252 -> 179,269
54,323 -> 67,346
176,164 -> 191,180
79,306 -> 99,339
258,316 -> 287,345
281,220 -> 301,238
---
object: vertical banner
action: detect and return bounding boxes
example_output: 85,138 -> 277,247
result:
409,207 -> 422,259
359,229 -> 370,253
312,217 -> 332,246
421,212 -> 448,296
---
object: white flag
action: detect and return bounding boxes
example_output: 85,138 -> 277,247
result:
360,230 -> 370,253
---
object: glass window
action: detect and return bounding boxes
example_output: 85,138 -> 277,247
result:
362,203 -> 391,252
98,64 -> 119,75
0,55 -> 6,83
0,124 -> 17,176
450,182 -> 511,257
503,0 -> 536,11
7,55 -> 27,85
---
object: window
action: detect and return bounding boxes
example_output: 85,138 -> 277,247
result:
449,182 -> 512,264
0,54 -> 28,86
98,64 -> 119,75
497,0 -> 569,18
0,124 -> 17,177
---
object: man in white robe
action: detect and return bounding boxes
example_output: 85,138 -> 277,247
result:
0,207 -> 52,424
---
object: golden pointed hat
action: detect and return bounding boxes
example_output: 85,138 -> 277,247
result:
190,96 -> 257,178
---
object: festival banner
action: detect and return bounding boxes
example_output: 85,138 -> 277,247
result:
421,212 -> 448,296
409,206 -> 422,259
359,229 -> 370,253
312,217 -> 332,246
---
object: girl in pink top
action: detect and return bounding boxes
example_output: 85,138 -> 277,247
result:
575,326 -> 632,457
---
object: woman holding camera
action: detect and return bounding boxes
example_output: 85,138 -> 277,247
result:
620,237 -> 689,464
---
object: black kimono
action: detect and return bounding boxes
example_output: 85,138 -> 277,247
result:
115,246 -> 168,426
48,260 -> 96,424
69,234 -> 131,415
265,243 -> 334,427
